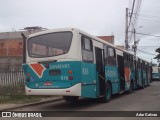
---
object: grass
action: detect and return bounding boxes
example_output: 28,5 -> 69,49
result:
0,95 -> 52,104
0,84 -> 25,95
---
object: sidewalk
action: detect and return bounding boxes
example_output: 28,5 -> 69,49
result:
0,96 -> 62,111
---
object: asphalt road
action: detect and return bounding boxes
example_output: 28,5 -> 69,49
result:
1,81 -> 160,120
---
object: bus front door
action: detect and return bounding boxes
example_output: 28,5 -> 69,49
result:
95,47 -> 105,96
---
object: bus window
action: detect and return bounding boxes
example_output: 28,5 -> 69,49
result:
108,47 -> 116,66
28,32 -> 72,58
31,44 -> 47,56
129,55 -> 133,67
104,45 -> 108,65
81,36 -> 93,62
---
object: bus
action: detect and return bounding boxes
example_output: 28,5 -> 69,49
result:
22,28 -> 152,102
152,66 -> 160,81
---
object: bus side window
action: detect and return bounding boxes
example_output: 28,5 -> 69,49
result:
104,45 -> 108,65
108,47 -> 116,66
81,36 -> 94,63
129,55 -> 133,67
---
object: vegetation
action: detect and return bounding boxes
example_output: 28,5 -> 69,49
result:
155,47 -> 160,66
0,95 -> 52,104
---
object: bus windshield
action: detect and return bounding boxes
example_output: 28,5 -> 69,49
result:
28,32 -> 72,58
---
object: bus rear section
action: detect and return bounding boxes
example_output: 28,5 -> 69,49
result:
23,61 -> 82,96
23,29 -> 83,97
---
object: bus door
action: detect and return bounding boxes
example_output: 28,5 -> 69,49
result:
141,62 -> 144,86
134,60 -> 138,85
146,65 -> 149,85
117,55 -> 125,91
95,47 -> 105,96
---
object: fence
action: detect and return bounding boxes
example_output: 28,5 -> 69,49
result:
0,67 -> 25,95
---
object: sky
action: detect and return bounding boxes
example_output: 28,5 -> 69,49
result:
0,0 -> 159,64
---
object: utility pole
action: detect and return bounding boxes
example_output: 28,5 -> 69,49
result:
133,29 -> 136,55
132,26 -> 142,55
125,8 -> 129,50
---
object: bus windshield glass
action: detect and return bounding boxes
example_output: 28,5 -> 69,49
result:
28,32 -> 72,58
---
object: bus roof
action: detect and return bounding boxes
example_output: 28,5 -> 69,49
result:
27,28 -> 150,63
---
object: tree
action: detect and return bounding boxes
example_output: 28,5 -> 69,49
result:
154,47 -> 160,64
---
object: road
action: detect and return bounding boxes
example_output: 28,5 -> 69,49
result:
1,81 -> 160,120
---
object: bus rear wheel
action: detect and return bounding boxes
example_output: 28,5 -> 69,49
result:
100,83 -> 112,103
63,96 -> 79,103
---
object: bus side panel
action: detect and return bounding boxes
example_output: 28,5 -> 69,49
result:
105,66 -> 119,94
130,67 -> 137,89
138,70 -> 143,87
143,71 -> 147,86
81,62 -> 97,98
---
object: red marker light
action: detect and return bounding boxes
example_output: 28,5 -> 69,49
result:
27,73 -> 30,77
45,63 -> 49,68
69,76 -> 73,80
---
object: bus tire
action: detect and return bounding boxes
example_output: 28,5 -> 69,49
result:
63,96 -> 79,103
100,83 -> 112,103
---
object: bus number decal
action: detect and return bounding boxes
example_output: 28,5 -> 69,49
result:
105,70 -> 117,77
61,76 -> 68,80
82,68 -> 89,75
50,64 -> 70,69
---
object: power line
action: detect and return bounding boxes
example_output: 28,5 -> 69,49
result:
138,46 -> 160,47
137,49 -> 156,56
128,0 -> 136,28
126,0 -> 142,50
131,13 -> 160,20
139,9 -> 160,14
138,18 -> 160,22
138,14 -> 160,19
135,32 -> 160,37
128,31 -> 160,37
128,0 -> 142,44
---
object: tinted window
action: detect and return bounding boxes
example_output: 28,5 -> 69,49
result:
104,45 -> 108,65
108,47 -> 116,66
81,36 -> 93,62
28,32 -> 72,58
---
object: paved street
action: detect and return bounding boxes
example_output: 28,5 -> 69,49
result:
1,81 -> 160,120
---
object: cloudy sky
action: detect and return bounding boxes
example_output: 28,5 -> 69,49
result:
0,0 -> 160,64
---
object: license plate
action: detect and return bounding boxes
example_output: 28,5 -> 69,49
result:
44,81 -> 52,86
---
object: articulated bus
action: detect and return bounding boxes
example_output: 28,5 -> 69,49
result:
22,28 -> 152,102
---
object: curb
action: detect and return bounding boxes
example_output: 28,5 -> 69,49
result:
0,97 -> 63,111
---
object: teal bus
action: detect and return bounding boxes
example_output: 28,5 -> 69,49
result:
22,28 -> 151,102
152,66 -> 160,81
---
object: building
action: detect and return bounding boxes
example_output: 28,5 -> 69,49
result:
0,27 -> 44,71
97,35 -> 114,44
